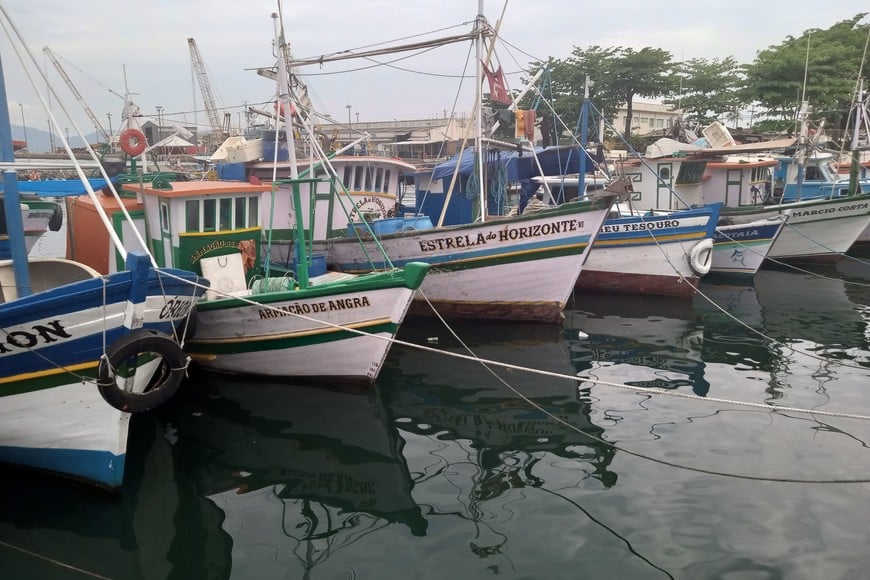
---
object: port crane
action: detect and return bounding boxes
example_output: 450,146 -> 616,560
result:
43,46 -> 118,144
187,37 -> 229,140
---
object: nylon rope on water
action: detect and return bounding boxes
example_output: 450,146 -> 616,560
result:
414,292 -> 870,485
0,539 -> 112,580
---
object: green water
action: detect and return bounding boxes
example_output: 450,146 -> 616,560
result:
1,262 -> 869,579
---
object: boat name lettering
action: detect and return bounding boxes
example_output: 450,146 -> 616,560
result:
416,219 -> 583,252
347,196 -> 388,221
287,470 -> 376,496
790,201 -> 869,218
258,296 -> 372,318
600,219 -> 680,234
159,298 -> 194,320
189,241 -> 244,265
714,228 -> 759,241
0,320 -> 72,355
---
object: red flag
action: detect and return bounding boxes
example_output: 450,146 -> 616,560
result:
482,61 -> 511,105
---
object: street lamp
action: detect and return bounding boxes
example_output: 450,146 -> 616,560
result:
19,103 -> 27,150
346,104 -> 352,126
156,106 -> 163,140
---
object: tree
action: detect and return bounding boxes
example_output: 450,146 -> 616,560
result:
664,57 -> 747,127
743,13 -> 869,135
528,46 -> 677,140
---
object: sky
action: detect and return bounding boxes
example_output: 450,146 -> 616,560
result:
1,0 -> 868,146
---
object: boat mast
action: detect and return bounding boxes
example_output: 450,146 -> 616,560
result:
578,75 -> 591,200
474,0 -> 486,222
0,49 -> 32,296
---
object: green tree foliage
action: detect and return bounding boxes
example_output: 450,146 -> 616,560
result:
743,13 -> 869,132
664,57 -> 747,126
529,46 -> 676,139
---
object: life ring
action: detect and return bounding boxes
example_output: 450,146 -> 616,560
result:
97,329 -> 188,413
119,128 -> 147,156
688,238 -> 714,277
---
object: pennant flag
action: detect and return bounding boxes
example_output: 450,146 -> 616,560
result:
482,61 -> 511,105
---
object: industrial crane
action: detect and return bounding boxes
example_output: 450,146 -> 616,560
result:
43,46 -> 114,144
187,37 -> 226,139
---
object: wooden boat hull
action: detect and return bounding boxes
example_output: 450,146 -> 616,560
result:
0,258 -> 206,488
711,217 -> 786,278
719,195 -> 870,263
185,266 -> 427,382
325,198 -> 614,323
577,205 -> 719,297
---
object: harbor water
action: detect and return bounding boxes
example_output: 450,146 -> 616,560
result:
1,258 -> 870,579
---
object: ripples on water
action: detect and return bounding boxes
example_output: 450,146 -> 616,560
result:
1,259 -> 869,579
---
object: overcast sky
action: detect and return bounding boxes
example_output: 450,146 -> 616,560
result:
2,0 -> 868,142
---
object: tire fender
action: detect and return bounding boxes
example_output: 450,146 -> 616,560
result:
97,329 -> 188,413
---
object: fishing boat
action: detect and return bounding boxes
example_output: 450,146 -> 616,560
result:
0,190 -> 63,258
0,14 -> 208,489
293,6 -> 617,323
710,215 -> 787,278
628,140 -> 870,264
68,13 -> 429,383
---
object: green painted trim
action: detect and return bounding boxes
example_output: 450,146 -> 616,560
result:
187,321 -> 399,355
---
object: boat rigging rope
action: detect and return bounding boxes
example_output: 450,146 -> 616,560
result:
0,539 -> 111,580
414,292 -> 870,485
117,266 -> 870,484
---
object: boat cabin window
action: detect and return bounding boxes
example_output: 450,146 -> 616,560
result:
354,166 -> 364,191
203,199 -> 217,231
374,168 -> 384,192
343,166 -> 352,190
234,197 -> 246,228
658,166 -> 671,181
219,199 -> 232,230
804,165 -> 821,181
159,201 -> 170,234
675,161 -> 706,185
364,166 -> 373,190
188,195 -> 260,233
185,200 -> 201,231
384,170 -> 391,194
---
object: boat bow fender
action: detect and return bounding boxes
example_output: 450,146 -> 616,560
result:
688,238 -> 714,277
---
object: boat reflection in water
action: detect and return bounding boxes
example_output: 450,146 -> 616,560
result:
566,291 -> 707,394
163,377 -> 425,579
0,413 -> 230,579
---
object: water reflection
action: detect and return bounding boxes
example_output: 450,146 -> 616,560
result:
163,377 -> 424,579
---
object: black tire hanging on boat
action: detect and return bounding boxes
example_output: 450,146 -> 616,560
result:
48,204 -> 63,231
97,329 -> 188,413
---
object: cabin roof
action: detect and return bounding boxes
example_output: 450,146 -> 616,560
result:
121,180 -> 273,198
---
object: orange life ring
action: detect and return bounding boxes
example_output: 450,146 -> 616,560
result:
119,128 -> 147,156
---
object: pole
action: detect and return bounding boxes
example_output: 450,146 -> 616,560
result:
18,103 -> 27,150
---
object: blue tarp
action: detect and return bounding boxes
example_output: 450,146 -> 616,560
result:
430,145 -> 598,181
0,178 -> 113,197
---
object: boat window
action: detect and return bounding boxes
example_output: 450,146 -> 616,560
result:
384,170 -> 391,194
354,166 -> 363,191
185,200 -> 200,232
219,198 -> 232,230
248,196 -> 259,227
805,166 -> 820,180
675,161 -> 706,185
364,166 -> 373,190
160,201 -> 170,234
203,199 -> 216,231
234,197 -> 246,228
343,165 -> 352,190
658,166 -> 671,181
374,168 -> 383,192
